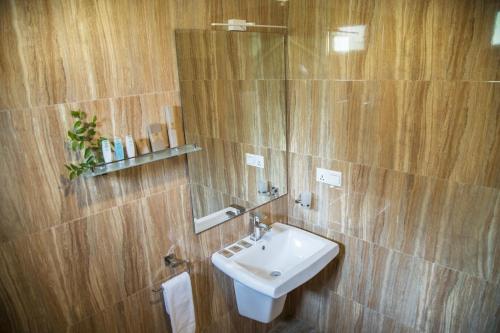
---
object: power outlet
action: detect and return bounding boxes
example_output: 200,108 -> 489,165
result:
246,153 -> 264,168
316,168 -> 342,187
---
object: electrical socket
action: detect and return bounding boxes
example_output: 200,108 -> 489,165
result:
316,168 -> 342,187
246,153 -> 264,168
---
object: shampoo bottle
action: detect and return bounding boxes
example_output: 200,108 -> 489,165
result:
125,135 -> 136,158
101,139 -> 113,163
114,137 -> 125,161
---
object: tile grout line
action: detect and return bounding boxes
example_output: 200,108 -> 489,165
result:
1,89 -> 181,113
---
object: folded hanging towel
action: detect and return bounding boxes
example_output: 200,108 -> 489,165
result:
162,272 -> 196,333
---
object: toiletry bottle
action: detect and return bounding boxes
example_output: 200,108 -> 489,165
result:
136,138 -> 151,155
164,106 -> 186,148
101,139 -> 113,163
148,123 -> 169,152
114,137 -> 125,161
125,135 -> 136,158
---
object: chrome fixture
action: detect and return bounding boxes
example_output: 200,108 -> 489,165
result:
249,212 -> 270,241
229,204 -> 245,214
295,192 -> 312,208
152,252 -> 191,293
211,19 -> 287,31
258,180 -> 279,197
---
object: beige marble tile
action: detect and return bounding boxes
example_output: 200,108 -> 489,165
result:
0,0 -> 178,109
431,0 -> 500,81
0,96 -> 187,242
176,30 -> 285,81
417,263 -> 500,332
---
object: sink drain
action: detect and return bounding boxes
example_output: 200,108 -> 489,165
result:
270,271 -> 282,277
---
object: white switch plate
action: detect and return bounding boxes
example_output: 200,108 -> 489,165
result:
316,168 -> 342,187
246,153 -> 264,168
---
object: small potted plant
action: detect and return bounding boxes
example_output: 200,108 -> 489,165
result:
64,110 -> 106,179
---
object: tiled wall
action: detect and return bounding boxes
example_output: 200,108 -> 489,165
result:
176,30 -> 287,219
285,0 -> 499,332
0,1 -> 288,332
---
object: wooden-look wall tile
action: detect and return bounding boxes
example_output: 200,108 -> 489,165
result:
243,144 -> 287,204
290,210 -> 499,332
0,0 -> 178,109
176,30 -> 285,81
288,0 -> 432,80
292,288 -> 419,333
0,2 -> 30,110
189,183 -> 250,220
0,94 -> 187,242
216,0 -> 288,28
124,185 -> 194,288
287,0 -> 333,80
289,156 -> 499,282
373,0 -> 433,80
425,81 -> 500,188
0,207 -> 135,330
182,79 -> 286,150
432,0 -> 500,81
287,152 -> 350,230
287,223 -> 430,329
180,81 -> 219,139
289,80 -> 500,188
69,287 -> 171,333
417,263 -> 500,332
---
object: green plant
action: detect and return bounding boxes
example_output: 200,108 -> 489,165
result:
64,110 -> 105,179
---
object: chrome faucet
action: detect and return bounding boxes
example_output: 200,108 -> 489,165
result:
249,212 -> 270,241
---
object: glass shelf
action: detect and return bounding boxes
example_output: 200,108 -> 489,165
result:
85,144 -> 202,177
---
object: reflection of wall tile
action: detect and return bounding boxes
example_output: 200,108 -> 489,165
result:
178,29 -> 287,222
176,30 -> 285,81
182,79 -> 286,150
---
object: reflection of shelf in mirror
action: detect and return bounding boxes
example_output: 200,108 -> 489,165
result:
85,144 -> 202,177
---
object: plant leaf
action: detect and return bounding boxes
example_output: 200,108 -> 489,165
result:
75,127 -> 86,134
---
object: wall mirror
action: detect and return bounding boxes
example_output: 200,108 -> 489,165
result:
175,29 -> 287,233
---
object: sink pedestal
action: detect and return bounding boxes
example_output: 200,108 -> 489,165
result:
234,281 -> 286,323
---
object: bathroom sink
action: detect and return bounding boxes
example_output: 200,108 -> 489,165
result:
211,222 -> 339,322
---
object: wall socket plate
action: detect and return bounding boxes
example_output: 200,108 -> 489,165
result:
316,168 -> 342,187
246,153 -> 264,168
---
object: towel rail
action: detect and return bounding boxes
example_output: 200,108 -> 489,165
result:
152,254 -> 191,293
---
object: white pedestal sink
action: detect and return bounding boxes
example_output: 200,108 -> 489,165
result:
211,223 -> 339,323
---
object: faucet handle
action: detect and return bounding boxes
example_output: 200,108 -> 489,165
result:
249,212 -> 267,225
258,223 -> 271,231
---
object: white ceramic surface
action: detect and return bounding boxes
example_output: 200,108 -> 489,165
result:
212,223 -> 339,299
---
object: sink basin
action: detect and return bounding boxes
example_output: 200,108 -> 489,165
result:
211,222 -> 339,322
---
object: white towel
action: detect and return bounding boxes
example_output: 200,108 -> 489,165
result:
162,272 -> 196,333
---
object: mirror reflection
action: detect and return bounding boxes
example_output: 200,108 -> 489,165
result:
175,30 -> 287,233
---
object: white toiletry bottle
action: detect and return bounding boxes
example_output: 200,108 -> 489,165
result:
102,139 -> 113,163
125,135 -> 136,158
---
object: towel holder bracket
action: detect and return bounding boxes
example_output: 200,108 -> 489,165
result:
152,254 -> 191,293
